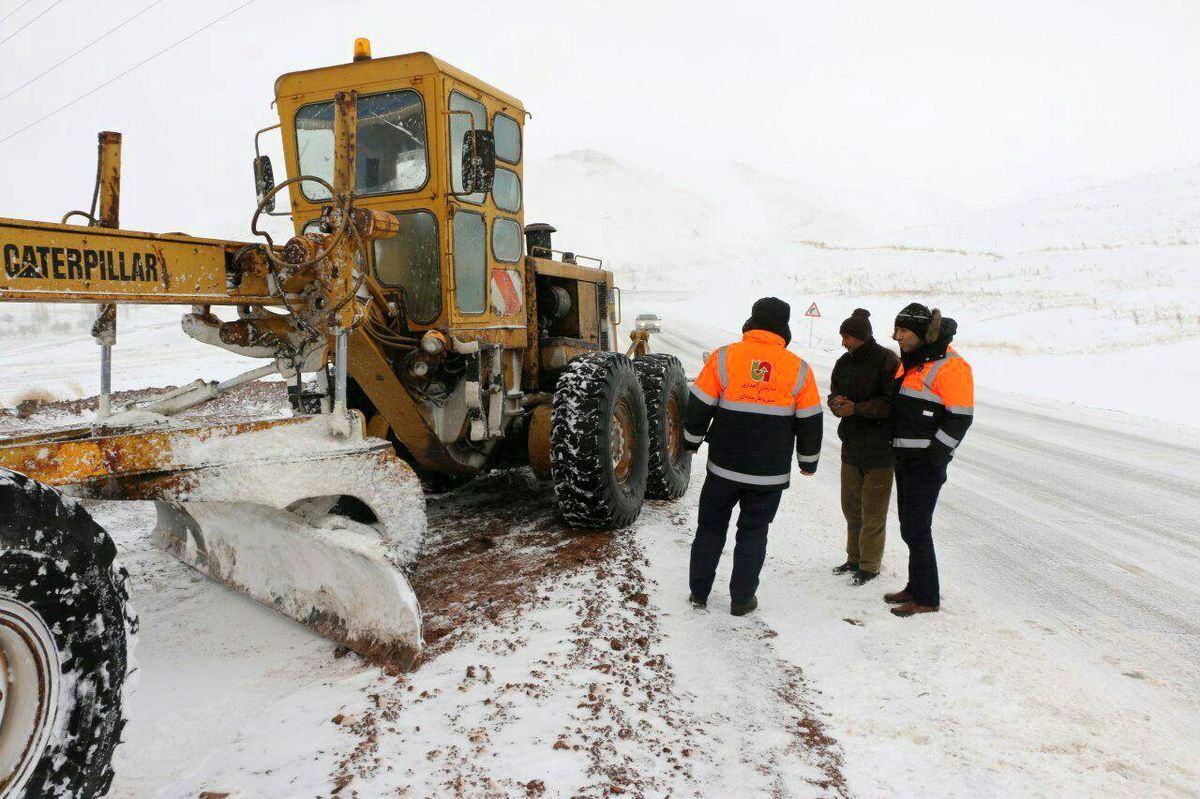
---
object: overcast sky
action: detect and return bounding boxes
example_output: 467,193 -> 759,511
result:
2,0 -> 1197,232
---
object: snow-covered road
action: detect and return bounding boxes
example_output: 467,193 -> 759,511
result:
2,303 -> 1198,796
659,318 -> 1200,695
653,317 -> 1200,796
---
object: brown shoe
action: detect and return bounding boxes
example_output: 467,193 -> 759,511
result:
890,602 -> 939,617
883,590 -> 913,604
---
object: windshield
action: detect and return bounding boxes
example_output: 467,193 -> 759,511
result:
296,90 -> 428,201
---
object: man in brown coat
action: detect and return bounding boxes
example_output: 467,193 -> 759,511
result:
828,309 -> 901,585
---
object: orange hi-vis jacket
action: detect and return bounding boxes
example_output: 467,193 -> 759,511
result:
684,329 -> 823,487
892,344 -> 974,462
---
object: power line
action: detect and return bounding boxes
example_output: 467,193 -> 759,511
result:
0,0 -> 66,46
0,0 -> 257,146
0,0 -> 37,24
1,0 -> 170,103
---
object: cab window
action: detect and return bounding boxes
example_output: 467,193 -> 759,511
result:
492,217 -> 522,263
452,210 -> 486,313
296,90 -> 428,201
373,210 -> 441,323
494,113 -> 521,163
448,92 -> 487,204
493,168 -> 521,213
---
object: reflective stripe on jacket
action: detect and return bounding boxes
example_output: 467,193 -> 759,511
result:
683,329 -> 823,487
891,345 -> 974,462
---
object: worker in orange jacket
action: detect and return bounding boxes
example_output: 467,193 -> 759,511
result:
683,297 -> 823,616
884,303 -> 974,617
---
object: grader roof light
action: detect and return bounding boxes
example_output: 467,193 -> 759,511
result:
353,38 -> 372,62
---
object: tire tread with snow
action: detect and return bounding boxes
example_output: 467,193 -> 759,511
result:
633,354 -> 692,500
550,352 -> 649,528
0,469 -> 135,798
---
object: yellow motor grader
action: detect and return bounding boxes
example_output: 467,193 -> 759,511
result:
0,41 -> 691,798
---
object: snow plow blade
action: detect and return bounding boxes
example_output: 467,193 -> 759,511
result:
0,415 -> 428,670
151,447 -> 427,671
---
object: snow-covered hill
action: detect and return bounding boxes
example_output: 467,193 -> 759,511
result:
899,164 -> 1200,252
523,150 -> 740,292
528,150 -> 1200,423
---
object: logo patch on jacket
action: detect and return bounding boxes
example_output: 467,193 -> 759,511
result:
750,360 -> 772,382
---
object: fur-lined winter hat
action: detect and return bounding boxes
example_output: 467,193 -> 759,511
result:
894,302 -> 944,343
839,308 -> 872,341
743,297 -> 792,344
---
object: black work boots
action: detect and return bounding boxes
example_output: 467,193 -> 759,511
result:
692,594 -> 759,616
730,596 -> 758,617
851,570 -> 878,585
832,561 -> 858,575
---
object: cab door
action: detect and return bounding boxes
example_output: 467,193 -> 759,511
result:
444,81 -> 526,343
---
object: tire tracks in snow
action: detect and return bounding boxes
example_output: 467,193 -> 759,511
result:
637,503 -> 851,798
327,470 -> 849,797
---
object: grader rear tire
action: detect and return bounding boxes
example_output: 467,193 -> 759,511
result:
550,352 -> 649,528
634,354 -> 692,500
0,469 -> 135,799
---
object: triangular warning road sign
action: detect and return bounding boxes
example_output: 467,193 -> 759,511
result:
804,302 -> 821,318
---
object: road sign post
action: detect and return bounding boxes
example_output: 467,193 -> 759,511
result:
805,302 -> 821,347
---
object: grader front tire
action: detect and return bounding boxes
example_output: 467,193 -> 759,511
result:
550,352 -> 649,529
0,469 -> 135,799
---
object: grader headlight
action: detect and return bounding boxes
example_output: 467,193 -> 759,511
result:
420,330 -> 447,355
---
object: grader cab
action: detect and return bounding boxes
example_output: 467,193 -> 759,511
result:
0,43 -> 691,798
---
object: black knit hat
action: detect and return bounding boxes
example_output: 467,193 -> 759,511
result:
839,308 -> 872,341
742,297 -> 791,344
894,302 -> 933,338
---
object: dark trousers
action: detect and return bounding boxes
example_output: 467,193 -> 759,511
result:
689,473 -> 783,605
895,458 -> 948,606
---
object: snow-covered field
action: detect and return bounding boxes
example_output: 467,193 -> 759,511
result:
2,152 -> 1200,797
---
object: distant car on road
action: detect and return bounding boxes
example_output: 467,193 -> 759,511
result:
634,313 -> 662,333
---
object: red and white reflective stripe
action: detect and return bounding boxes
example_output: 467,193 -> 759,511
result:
490,269 -> 524,316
